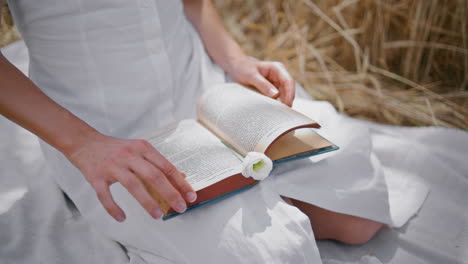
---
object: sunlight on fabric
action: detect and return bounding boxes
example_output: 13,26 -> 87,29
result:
14,124 -> 42,164
385,168 -> 429,228
0,187 -> 28,214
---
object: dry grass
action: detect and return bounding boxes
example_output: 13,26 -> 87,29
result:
214,0 -> 468,129
0,2 -> 20,47
1,1 -> 467,129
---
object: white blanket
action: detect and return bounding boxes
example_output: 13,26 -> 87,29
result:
1,41 -> 467,264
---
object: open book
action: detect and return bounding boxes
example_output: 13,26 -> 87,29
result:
144,83 -> 338,219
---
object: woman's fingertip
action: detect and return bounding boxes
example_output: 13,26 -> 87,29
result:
115,213 -> 126,222
280,97 -> 292,107
268,87 -> 279,97
174,201 -> 187,213
152,209 -> 163,219
186,191 -> 197,202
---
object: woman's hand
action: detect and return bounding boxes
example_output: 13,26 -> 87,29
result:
225,57 -> 296,106
2,51 -> 193,223
67,133 -> 196,222
182,0 -> 295,105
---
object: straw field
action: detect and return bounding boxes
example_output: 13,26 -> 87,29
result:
0,2 -> 20,48
1,1 -> 467,129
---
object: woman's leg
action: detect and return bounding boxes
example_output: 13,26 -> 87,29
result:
283,197 -> 384,245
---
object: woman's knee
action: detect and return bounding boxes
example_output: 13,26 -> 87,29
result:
287,198 -> 384,245
332,216 -> 384,245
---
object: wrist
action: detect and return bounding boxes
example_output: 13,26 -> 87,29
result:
53,110 -> 103,159
58,128 -> 102,160
221,54 -> 250,77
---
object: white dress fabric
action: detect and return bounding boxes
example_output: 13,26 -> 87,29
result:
5,0 -> 430,263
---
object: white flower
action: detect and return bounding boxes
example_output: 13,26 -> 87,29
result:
241,152 -> 273,181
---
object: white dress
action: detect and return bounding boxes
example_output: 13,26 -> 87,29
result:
7,0 -> 428,263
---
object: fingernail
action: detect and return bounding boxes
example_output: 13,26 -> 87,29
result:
175,201 -> 187,213
116,213 -> 125,222
153,209 -> 163,219
186,192 -> 197,202
268,87 -> 278,96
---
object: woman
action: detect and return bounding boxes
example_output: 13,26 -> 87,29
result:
1,0 -> 388,262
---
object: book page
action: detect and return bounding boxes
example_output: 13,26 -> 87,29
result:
145,120 -> 242,191
265,128 -> 334,161
197,83 -> 319,155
